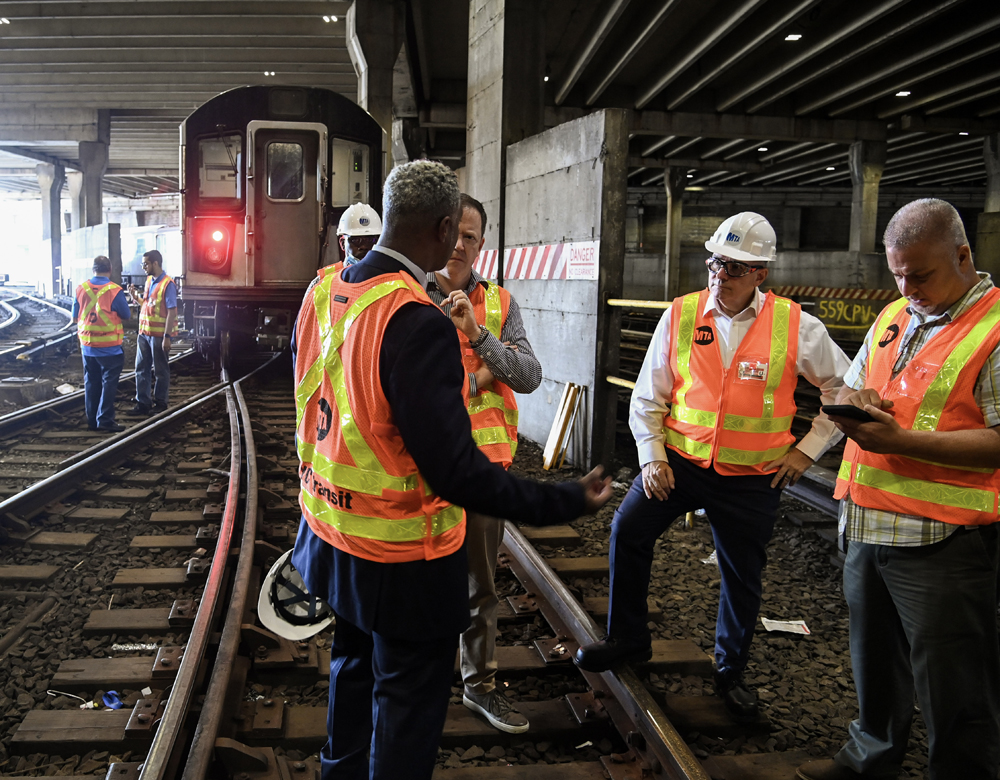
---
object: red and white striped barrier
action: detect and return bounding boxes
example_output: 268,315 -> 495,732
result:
472,241 -> 600,282
770,285 -> 898,301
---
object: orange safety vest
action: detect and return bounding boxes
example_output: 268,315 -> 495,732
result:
664,289 -> 800,475
75,280 -> 124,348
294,268 -> 466,563
317,262 -> 343,281
834,290 -> 1000,525
460,283 -> 519,468
139,274 -> 177,337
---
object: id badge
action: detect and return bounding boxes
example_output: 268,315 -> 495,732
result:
737,358 -> 769,382
895,360 -> 941,400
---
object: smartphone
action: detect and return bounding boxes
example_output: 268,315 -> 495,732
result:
821,404 -> 875,423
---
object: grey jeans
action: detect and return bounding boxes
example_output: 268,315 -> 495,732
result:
459,511 -> 506,695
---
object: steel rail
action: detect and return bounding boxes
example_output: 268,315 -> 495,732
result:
0,348 -> 199,438
502,524 -> 710,780
181,356 -> 275,780
140,376 -> 243,780
0,297 -> 22,331
0,377 -> 227,521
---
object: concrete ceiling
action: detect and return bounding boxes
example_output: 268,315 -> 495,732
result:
0,0 -> 996,201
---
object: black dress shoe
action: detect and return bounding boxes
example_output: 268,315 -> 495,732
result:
129,404 -> 150,415
713,669 -> 760,721
574,637 -> 652,673
97,422 -> 126,433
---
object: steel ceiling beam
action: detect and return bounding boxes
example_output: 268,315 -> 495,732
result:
802,28 -> 1000,116
927,84 -> 1000,116
1,146 -> 78,169
700,138 -> 746,159
640,135 -> 676,157
554,0 -> 632,106
658,136 -> 703,157
723,139 -> 773,160
632,111 -> 886,143
881,155 -> 983,184
585,0 -> 679,106
880,68 -> 1000,119
746,0 -> 962,114
634,0 -> 767,110
716,0 -> 909,112
897,115 -> 1000,135
628,155 -> 763,173
0,48 -> 353,65
666,0 -> 821,110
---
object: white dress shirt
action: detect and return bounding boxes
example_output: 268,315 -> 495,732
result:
631,287 -> 852,468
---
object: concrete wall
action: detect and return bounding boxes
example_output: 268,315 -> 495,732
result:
503,109 -> 627,466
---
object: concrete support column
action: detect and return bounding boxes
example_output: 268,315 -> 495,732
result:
848,139 -> 887,254
67,171 -> 83,230
346,0 -> 404,169
36,163 -> 65,295
985,134 -> 1000,213
977,135 -> 1000,274
466,0 -> 545,260
79,140 -> 108,227
663,166 -> 685,300
782,206 -> 801,250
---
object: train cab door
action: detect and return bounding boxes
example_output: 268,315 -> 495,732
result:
246,121 -> 328,285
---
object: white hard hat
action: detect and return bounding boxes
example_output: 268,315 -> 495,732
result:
337,203 -> 382,237
705,212 -> 777,264
257,550 -> 335,640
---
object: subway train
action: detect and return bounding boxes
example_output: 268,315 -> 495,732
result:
180,85 -> 385,365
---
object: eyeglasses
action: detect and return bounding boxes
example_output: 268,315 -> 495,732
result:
347,236 -> 376,248
707,256 -> 763,278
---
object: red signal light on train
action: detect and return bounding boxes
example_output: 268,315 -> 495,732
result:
191,218 -> 235,277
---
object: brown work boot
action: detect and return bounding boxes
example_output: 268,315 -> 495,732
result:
796,759 -> 868,780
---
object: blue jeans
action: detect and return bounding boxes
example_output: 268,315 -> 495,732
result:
83,352 -> 124,429
836,526 -> 1000,780
323,612 -> 458,780
135,333 -> 169,407
607,449 -> 782,675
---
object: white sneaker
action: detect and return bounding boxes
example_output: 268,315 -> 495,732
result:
462,689 -> 529,734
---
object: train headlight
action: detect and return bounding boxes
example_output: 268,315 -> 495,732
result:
191,218 -> 235,276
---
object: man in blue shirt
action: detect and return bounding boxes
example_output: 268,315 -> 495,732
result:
127,249 -> 178,414
71,255 -> 131,431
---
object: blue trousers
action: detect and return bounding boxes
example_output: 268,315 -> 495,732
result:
836,526 -> 1000,780
608,450 -> 782,675
135,334 -> 169,407
323,612 -> 458,780
82,352 -> 124,429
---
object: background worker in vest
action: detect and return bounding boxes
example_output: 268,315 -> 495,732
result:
72,254 -> 131,432
127,249 -> 177,414
426,193 -> 541,733
797,200 -> 1000,780
575,212 -> 850,722
290,160 -> 613,780
336,202 -> 382,268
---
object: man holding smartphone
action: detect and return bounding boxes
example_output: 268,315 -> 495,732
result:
575,212 -> 850,724
799,199 -> 1000,780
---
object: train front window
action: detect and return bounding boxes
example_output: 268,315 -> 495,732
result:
198,134 -> 242,200
267,142 -> 304,201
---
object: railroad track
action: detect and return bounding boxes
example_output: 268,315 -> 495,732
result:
0,292 -> 74,365
0,348 -> 852,780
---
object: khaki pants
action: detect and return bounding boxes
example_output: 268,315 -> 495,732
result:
459,511 -> 506,695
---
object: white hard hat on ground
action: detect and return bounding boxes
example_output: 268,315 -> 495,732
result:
337,203 -> 382,237
705,212 -> 777,264
257,550 -> 335,640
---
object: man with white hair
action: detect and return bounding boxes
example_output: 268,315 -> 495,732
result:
798,199 -> 1000,780
575,212 -> 850,723
291,160 -> 612,780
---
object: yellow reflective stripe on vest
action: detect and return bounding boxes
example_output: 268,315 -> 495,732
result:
78,284 -> 105,325
472,427 -> 511,448
854,463 -> 995,513
468,392 -> 518,425
669,404 -> 716,428
761,297 -> 791,419
665,428 -> 711,459
838,459 -> 852,480
867,298 -> 909,377
296,275 -> 421,495
722,413 -> 794,433
913,298 -> 1000,431
669,293 -> 703,425
717,444 -> 790,466
484,284 -> 502,338
301,490 -> 464,542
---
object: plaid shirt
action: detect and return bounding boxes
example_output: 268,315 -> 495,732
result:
840,273 -> 1000,546
426,269 -> 542,396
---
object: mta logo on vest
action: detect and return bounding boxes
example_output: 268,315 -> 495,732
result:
694,326 -> 715,345
878,324 -> 900,348
725,231 -> 741,244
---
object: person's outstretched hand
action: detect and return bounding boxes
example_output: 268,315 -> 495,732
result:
579,466 -> 614,515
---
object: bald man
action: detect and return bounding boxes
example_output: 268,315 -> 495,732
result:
798,198 -> 1000,780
